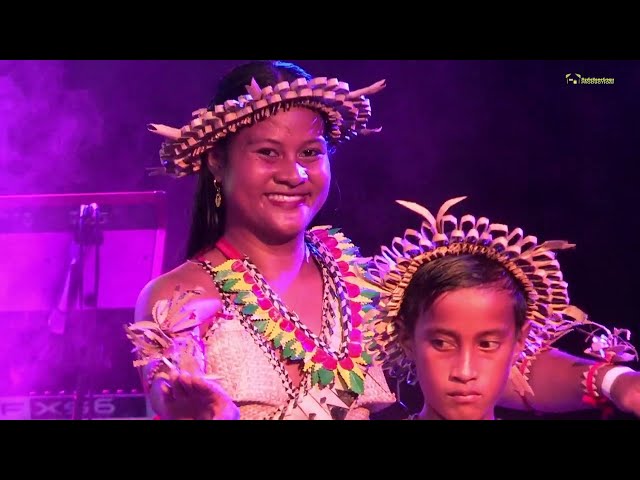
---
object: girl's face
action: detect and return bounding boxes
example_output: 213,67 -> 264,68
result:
405,287 -> 528,420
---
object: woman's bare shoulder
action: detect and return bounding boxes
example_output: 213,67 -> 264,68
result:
133,260 -> 220,322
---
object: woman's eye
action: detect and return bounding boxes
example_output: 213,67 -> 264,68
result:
301,148 -> 322,157
257,148 -> 278,157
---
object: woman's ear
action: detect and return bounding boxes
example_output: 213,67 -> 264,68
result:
206,148 -> 224,182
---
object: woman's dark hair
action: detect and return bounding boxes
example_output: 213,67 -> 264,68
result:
397,254 -> 528,338
185,61 -> 313,259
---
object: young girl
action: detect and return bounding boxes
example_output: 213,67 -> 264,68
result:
366,197 -> 638,419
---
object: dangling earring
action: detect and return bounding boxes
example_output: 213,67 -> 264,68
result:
214,179 -> 222,208
395,377 -> 409,416
406,362 -> 418,386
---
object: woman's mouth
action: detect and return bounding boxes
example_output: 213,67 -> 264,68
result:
265,193 -> 308,207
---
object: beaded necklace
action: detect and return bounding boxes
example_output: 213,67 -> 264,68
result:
197,226 -> 380,396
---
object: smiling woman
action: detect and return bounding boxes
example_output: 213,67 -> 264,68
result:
208,107 -> 331,248
125,60 -> 396,420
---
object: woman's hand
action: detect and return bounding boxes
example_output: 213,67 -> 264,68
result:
153,369 -> 240,420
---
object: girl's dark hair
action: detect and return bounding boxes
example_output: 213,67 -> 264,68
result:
397,254 -> 528,338
185,61 -> 313,259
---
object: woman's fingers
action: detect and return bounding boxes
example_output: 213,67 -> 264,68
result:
190,375 -> 214,396
171,372 -> 194,399
160,379 -> 173,399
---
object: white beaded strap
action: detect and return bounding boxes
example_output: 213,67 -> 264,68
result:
601,366 -> 634,399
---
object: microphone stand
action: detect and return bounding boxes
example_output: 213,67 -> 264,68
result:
70,203 -> 102,420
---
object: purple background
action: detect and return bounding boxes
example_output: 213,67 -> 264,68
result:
0,60 -> 637,418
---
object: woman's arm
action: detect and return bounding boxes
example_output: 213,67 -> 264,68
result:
127,277 -> 231,419
499,348 -> 594,412
499,347 -> 640,415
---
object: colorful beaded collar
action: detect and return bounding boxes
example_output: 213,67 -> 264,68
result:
197,226 -> 380,395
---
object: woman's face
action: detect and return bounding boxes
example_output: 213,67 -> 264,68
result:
213,107 -> 331,243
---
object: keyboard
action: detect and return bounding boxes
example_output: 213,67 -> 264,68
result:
0,391 -> 153,420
